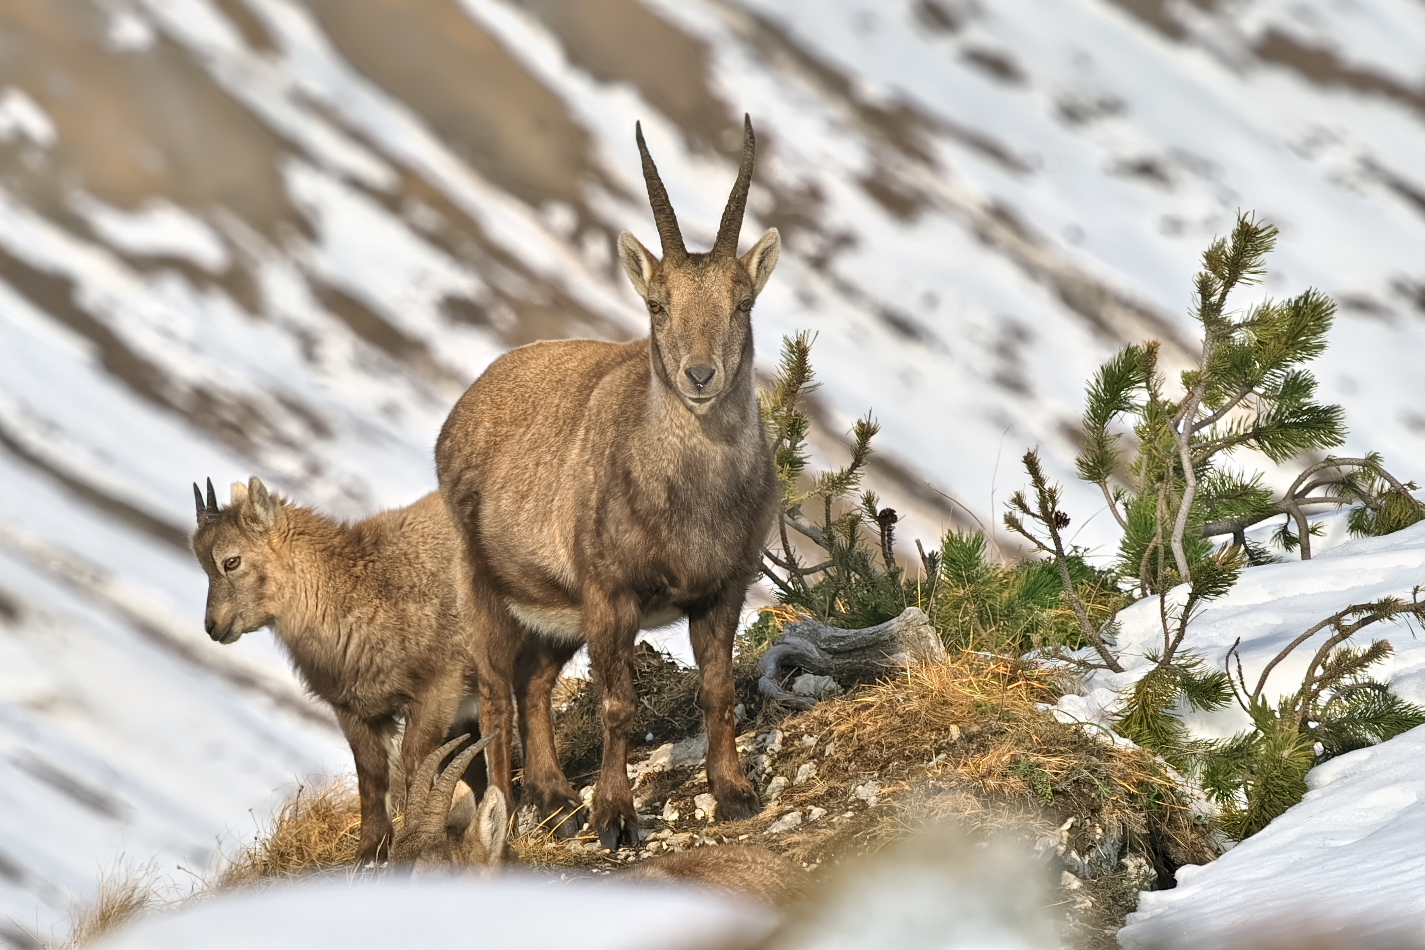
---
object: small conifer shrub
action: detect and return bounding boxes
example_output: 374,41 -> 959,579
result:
1009,212 -> 1425,832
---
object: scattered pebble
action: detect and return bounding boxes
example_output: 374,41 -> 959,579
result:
661,800 -> 680,822
800,733 -> 818,749
767,810 -> 803,834
791,673 -> 841,699
823,740 -> 836,758
808,806 -> 827,822
733,703 -> 747,723
765,775 -> 789,801
851,780 -> 881,806
762,728 -> 784,754
693,792 -> 718,821
794,762 -> 818,786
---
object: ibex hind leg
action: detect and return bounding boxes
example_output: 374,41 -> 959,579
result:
690,593 -> 760,822
443,683 -> 488,799
515,638 -> 584,838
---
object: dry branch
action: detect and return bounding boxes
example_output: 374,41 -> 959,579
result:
758,607 -> 947,709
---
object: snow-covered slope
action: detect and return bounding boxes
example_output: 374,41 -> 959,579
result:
1121,722 -> 1425,949
4,0 -> 1425,941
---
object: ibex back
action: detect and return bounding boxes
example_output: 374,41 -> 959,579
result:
191,478 -> 482,863
436,116 -> 780,847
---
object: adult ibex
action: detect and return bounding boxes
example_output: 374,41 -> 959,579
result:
191,478 -> 483,863
436,116 -> 781,848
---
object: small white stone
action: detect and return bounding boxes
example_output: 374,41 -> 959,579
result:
808,806 -> 828,822
791,673 -> 841,699
767,810 -> 803,834
794,762 -> 818,786
661,800 -> 680,822
765,776 -> 789,801
823,740 -> 836,758
762,728 -> 784,754
800,733 -> 819,748
693,792 -> 718,821
580,785 -> 596,805
851,780 -> 881,806
734,703 -> 747,723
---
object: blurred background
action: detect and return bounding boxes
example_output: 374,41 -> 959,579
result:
2,0 -> 1424,941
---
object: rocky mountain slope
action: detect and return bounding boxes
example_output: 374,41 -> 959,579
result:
3,0 -> 1425,940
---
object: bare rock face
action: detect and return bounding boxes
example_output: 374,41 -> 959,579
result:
757,608 -> 948,710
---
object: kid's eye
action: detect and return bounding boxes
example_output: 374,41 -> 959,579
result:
738,299 -> 752,313
647,300 -> 664,314
223,556 -> 241,572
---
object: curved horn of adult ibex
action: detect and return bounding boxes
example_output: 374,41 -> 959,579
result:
712,114 -> 756,258
635,121 -> 686,261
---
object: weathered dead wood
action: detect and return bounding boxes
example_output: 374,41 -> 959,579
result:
758,607 -> 947,709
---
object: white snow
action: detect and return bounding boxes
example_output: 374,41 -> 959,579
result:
0,88 -> 56,150
1121,723 -> 1425,949
88,876 -> 775,950
68,194 -> 232,274
1051,518 -> 1425,740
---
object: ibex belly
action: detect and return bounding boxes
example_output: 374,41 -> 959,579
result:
505,602 -> 683,643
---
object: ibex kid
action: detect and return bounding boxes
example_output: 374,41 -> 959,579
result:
436,116 -> 781,848
191,478 -> 483,863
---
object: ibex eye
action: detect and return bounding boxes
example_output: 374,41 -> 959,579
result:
223,556 -> 241,572
738,299 -> 753,313
647,300 -> 663,314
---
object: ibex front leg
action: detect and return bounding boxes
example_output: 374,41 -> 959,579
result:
336,710 -> 396,864
689,590 -> 759,821
585,590 -> 642,850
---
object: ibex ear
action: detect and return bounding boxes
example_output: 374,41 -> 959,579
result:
229,481 -> 249,508
741,227 -> 780,297
473,787 -> 509,867
618,231 -> 657,299
244,476 -> 278,529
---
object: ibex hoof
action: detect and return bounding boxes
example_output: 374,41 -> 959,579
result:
595,813 -> 640,851
550,808 -> 585,840
714,784 -> 761,822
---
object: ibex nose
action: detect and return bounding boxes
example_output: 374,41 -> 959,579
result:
205,617 -> 219,640
685,365 -> 716,390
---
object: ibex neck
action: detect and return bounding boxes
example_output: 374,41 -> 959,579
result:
268,506 -> 360,649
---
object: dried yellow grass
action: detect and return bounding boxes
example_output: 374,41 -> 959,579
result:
51,862 -> 167,949
215,779 -> 364,889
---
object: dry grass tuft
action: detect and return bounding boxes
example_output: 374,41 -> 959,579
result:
619,651 -> 1219,950
215,779 -> 364,889
54,863 -> 167,949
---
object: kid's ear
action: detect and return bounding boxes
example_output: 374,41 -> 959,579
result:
242,476 -> 278,529
618,231 -> 658,299
741,227 -> 780,297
